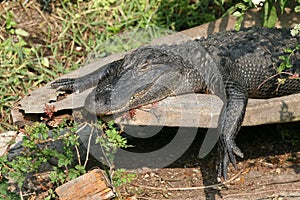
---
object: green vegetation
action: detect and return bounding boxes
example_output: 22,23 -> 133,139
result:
277,46 -> 300,73
0,120 -> 84,199
96,120 -> 132,167
0,119 -> 132,199
226,0 -> 300,29
96,120 -> 136,197
276,24 -> 300,85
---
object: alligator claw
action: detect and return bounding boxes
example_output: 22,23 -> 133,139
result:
217,136 -> 244,180
51,78 -> 76,91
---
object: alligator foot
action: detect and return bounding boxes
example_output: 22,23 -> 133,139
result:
51,78 -> 76,91
217,137 -> 244,180
216,80 -> 248,180
51,59 -> 124,93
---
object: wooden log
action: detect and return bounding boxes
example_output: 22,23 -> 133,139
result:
55,169 -> 115,200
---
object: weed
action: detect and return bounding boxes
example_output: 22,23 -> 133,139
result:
0,121 -> 84,198
277,46 -> 300,73
155,0 -> 219,30
4,11 -> 17,34
0,178 -> 19,200
95,120 -> 136,197
0,117 -> 135,198
275,25 -> 300,84
0,12 -> 60,132
112,168 -> 136,188
224,0 -> 300,30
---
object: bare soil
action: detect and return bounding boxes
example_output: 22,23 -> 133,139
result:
116,123 -> 300,200
18,122 -> 300,200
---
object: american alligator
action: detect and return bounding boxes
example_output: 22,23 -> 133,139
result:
51,27 -> 300,179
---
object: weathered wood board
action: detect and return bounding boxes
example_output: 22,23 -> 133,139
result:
55,169 -> 115,200
15,12 -> 300,128
111,93 -> 300,128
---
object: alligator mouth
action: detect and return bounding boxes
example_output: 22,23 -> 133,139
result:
103,102 -> 156,117
85,60 -> 176,116
102,83 -> 154,115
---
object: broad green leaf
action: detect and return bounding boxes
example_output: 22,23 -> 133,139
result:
232,11 -> 242,17
41,57 -> 50,68
15,28 -> 29,37
235,3 -> 247,10
279,0 -> 288,14
263,3 -> 277,28
277,63 -> 285,73
284,48 -> 293,53
279,55 -> 287,60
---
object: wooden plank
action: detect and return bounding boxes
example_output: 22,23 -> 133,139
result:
106,93 -> 300,128
55,169 -> 115,200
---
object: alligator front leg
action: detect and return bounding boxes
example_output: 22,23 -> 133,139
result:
216,81 -> 248,180
51,59 -> 123,92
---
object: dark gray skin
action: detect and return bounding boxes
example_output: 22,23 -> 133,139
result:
51,27 -> 300,179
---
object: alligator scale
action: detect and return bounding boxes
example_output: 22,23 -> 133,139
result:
51,27 -> 300,179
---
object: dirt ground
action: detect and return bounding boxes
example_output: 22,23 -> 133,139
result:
118,123 -> 300,200
19,122 -> 300,200
2,1 -> 300,200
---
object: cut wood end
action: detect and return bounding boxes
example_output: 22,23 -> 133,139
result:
55,169 -> 115,200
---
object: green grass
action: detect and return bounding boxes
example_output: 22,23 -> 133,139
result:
0,0 -> 227,132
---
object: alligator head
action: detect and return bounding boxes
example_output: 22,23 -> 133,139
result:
84,46 -> 204,115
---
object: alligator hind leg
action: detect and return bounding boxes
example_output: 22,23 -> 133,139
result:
216,81 -> 248,180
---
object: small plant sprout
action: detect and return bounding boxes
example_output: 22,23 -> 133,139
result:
291,23 -> 300,37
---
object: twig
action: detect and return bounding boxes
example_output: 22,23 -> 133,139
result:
31,3 -> 50,26
74,145 -> 81,166
74,123 -> 88,166
2,131 -> 19,156
222,189 -> 300,199
18,0 -> 29,16
130,170 -> 243,191
97,127 -> 114,171
262,178 -> 300,186
256,71 -> 294,92
21,134 -> 66,145
83,124 -> 92,168
137,197 -> 159,200
75,123 -> 88,134
100,169 -> 112,186
19,189 -> 24,200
